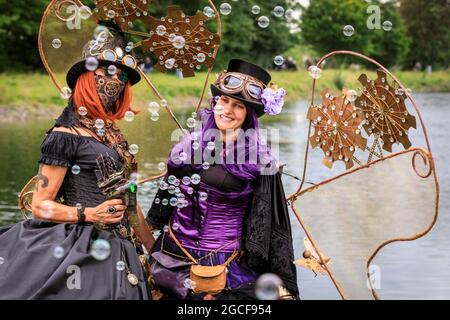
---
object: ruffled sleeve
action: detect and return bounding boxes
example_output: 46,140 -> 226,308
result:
38,131 -> 80,167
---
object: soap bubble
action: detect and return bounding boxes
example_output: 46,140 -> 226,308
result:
78,106 -> 88,116
258,16 -> 270,28
90,239 -> 111,261
85,57 -> 99,71
203,6 -> 215,18
199,192 -> 208,201
163,225 -> 169,232
308,66 -> 322,79
251,5 -> 261,15
129,144 -> 139,155
107,10 -> 116,19
52,38 -> 62,49
207,141 -> 215,151
124,111 -> 135,122
343,25 -> 354,37
78,6 -> 92,20
182,176 -> 191,185
196,53 -> 206,63
107,65 -> 117,75
274,55 -> 284,66
202,162 -> 210,170
169,197 -> 178,206
382,20 -> 393,31
158,162 -> 166,171
71,165 -> 81,175
165,58 -> 175,69
346,89 -> 358,102
172,36 -> 186,49
285,9 -> 295,20
162,199 -> 169,206
255,273 -> 283,300
0,257 -> 4,265
191,174 -> 201,185
94,119 -> 104,129
60,87 -> 72,100
273,6 -> 285,18
156,25 -> 166,36
53,246 -> 65,259
220,3 -> 232,15
168,175 -> 177,185
151,113 -> 160,122
148,102 -> 160,114
116,261 -> 126,271
161,99 -> 168,107
172,223 -> 180,231
186,118 -> 196,128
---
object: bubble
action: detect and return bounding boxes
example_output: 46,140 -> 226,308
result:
129,144 -> 139,155
203,6 -> 215,17
346,89 -> 358,102
123,111 -> 135,122
53,246 -> 65,259
96,128 -> 106,137
382,21 -> 393,31
182,176 -> 191,185
183,278 -> 194,289
196,53 -> 206,63
186,118 -> 196,128
163,225 -> 169,232
107,10 -> 116,19
251,5 -> 261,15
191,112 -> 198,119
107,65 -> 117,75
213,104 -> 225,115
78,106 -> 88,116
199,192 -> 208,201
154,198 -> 161,204
71,165 -> 81,175
285,8 -> 295,20
90,239 -> 111,261
172,36 -> 186,49
308,66 -> 322,79
85,57 -> 99,71
168,185 -> 176,194
79,5 -> 92,20
60,87 -> 72,100
220,3 -> 232,15
156,25 -> 166,36
94,119 -> 105,129
148,101 -> 160,114
191,132 -> 200,141
170,197 -> 178,206
191,173 -> 201,185
160,181 -> 169,190
273,6 -> 285,18
168,175 -> 177,185
0,257 -> 4,265
202,162 -> 210,170
151,113 -> 160,122
187,187 -> 194,195
255,273 -> 282,300
179,152 -> 188,161
158,162 -> 166,171
274,55 -> 284,66
207,141 -> 215,151
165,58 -> 175,69
116,261 -> 126,271
258,16 -> 270,28
192,141 -> 200,150
161,99 -> 168,108
162,199 -> 169,206
52,38 -> 62,49
343,25 -> 354,37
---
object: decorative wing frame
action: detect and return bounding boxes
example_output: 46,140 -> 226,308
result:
289,51 -> 440,300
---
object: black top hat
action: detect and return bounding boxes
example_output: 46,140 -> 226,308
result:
211,59 -> 272,117
66,21 -> 141,90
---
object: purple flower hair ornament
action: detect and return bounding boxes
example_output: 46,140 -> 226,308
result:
261,84 -> 286,116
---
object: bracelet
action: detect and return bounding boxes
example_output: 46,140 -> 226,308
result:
77,205 -> 86,225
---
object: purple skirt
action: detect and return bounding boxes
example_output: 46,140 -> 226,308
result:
153,233 -> 260,290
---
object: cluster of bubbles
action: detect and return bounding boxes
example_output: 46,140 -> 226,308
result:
148,101 -> 161,122
90,239 -> 111,261
343,21 -> 393,37
255,273 -> 283,300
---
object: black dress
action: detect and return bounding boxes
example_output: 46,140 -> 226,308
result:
0,106 -> 149,300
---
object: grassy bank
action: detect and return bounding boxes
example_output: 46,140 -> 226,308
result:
0,69 -> 449,120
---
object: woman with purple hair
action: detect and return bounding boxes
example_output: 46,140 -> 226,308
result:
146,59 -> 299,300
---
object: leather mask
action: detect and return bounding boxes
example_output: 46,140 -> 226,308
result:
95,74 -> 126,113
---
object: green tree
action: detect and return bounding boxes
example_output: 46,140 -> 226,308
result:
300,0 -> 411,68
0,0 -> 47,71
399,0 -> 450,69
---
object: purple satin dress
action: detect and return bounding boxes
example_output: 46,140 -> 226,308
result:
155,166 -> 260,290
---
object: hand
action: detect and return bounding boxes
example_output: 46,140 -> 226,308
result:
85,199 -> 127,225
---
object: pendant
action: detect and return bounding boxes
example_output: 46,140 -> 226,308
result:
127,273 -> 139,286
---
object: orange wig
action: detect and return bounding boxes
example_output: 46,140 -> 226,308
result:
72,71 -> 137,121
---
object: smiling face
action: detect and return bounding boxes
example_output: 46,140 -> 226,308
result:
214,95 -> 248,132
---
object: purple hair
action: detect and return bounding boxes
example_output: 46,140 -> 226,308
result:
167,97 -> 277,182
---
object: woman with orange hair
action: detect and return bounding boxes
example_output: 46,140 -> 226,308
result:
0,23 -> 154,299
